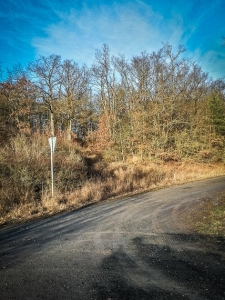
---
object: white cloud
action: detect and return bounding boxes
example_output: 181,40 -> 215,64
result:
31,1 -> 185,65
1,0 -> 224,78
193,49 -> 225,79
32,1 -> 222,79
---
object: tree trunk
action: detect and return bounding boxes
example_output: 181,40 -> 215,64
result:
50,111 -> 55,137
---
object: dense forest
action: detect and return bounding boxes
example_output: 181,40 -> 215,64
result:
0,43 -> 225,224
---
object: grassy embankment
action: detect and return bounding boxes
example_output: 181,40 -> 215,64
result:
190,193 -> 225,237
0,134 -> 225,231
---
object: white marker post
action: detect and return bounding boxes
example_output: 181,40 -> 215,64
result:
48,137 -> 56,197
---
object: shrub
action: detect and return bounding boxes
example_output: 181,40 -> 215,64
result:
0,134 -> 87,216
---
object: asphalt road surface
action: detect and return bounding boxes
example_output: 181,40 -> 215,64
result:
1,176 -> 225,300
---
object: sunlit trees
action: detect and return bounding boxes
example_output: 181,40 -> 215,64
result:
88,43 -> 225,161
59,59 -> 91,140
92,44 -> 118,141
0,43 -> 224,161
28,54 -> 62,136
2,43 -> 225,226
0,71 -> 35,141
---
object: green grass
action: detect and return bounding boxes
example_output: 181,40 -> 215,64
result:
195,193 -> 225,237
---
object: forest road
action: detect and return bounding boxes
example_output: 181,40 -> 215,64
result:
0,176 -> 225,300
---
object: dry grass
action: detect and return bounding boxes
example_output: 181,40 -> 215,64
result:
1,134 -> 225,226
1,157 -> 225,226
0,133 -> 86,222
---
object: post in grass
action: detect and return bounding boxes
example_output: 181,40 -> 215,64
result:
48,137 -> 56,197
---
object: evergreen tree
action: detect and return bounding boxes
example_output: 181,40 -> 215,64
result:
209,96 -> 225,136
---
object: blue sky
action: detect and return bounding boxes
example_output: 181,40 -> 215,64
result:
0,0 -> 225,79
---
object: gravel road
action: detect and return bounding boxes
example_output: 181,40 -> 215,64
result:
0,176 -> 225,300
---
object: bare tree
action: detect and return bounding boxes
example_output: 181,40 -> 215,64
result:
0,68 -> 35,140
92,44 -> 118,141
59,59 -> 90,140
28,55 -> 62,136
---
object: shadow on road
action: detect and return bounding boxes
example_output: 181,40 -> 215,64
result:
94,233 -> 225,300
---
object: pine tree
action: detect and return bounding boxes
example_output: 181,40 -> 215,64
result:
209,96 -> 225,136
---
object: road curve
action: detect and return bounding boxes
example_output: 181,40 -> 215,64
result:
0,176 -> 225,300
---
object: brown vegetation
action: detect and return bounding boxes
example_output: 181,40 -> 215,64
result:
0,133 -> 225,226
0,43 -> 225,226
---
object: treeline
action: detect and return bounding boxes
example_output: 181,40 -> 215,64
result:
1,43 -> 225,162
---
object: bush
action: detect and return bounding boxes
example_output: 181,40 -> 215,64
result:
0,134 -> 87,216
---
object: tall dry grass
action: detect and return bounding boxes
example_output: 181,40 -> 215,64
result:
0,133 -> 86,223
1,134 -> 225,226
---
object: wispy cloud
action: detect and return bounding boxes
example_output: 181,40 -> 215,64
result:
32,1 -> 185,65
1,0 -> 224,78
193,48 -> 225,79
